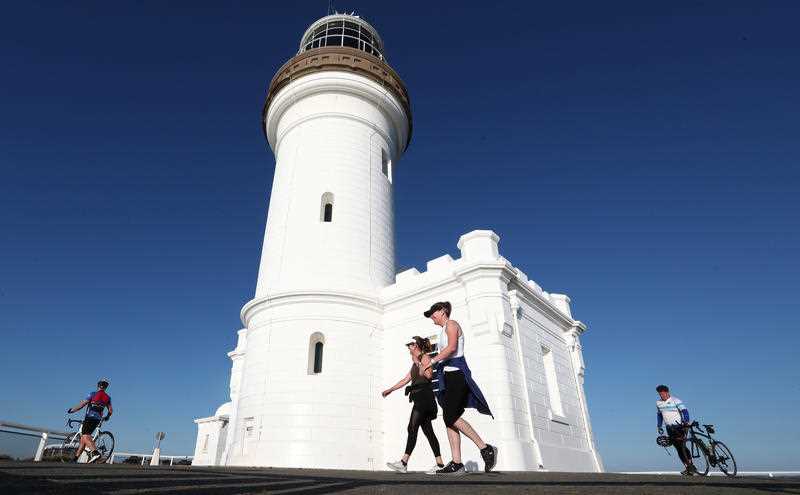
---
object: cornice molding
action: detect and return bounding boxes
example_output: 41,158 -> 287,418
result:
241,290 -> 382,327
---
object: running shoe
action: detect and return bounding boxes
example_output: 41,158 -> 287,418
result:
386,460 -> 407,473
480,444 -> 498,472
426,464 -> 445,475
436,461 -> 466,475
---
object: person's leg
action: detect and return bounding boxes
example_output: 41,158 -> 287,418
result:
420,419 -> 442,461
403,409 -> 425,462
446,425 -> 461,464
452,417 -> 487,450
674,439 -> 692,467
668,427 -> 693,470
75,435 -> 89,459
442,371 -> 468,464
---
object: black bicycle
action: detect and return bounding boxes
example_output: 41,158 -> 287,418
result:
685,421 -> 737,477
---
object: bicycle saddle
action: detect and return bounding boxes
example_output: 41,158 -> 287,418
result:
703,424 -> 715,433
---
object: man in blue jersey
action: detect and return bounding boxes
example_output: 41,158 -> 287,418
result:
656,384 -> 695,475
67,378 -> 113,463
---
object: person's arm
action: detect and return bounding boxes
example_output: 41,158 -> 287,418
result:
677,401 -> 690,424
68,399 -> 89,414
104,401 -> 113,421
657,409 -> 664,433
382,372 -> 412,397
429,320 -> 460,367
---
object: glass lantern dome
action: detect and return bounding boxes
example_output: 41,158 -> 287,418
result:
298,14 -> 385,60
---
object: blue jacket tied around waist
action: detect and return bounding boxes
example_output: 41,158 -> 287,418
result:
435,356 -> 494,418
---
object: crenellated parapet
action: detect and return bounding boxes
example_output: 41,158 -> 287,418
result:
382,229 -> 579,328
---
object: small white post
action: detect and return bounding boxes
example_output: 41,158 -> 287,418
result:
150,432 -> 165,466
34,432 -> 48,462
170,456 -> 174,466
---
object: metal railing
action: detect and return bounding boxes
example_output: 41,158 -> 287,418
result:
621,471 -> 800,477
0,420 -> 68,461
108,452 -> 193,466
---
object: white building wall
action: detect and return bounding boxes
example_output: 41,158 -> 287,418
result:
511,291 -> 598,471
255,71 -> 405,297
226,295 -> 383,469
380,230 -> 602,472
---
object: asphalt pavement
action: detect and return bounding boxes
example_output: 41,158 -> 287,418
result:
1,462 -> 798,494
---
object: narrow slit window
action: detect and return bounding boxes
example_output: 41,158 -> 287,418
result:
308,332 -> 325,375
314,342 -> 323,373
542,346 -> 565,417
381,149 -> 392,183
320,192 -> 334,222
323,203 -> 333,222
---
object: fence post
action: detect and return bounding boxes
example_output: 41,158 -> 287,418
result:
34,432 -> 48,462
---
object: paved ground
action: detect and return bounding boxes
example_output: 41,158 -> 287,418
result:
1,462 -> 798,494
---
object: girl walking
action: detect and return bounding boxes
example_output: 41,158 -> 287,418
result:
382,336 -> 445,474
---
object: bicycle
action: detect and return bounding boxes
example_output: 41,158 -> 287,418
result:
684,421 -> 737,477
56,416 -> 115,463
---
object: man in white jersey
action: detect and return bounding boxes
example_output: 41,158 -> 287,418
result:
656,384 -> 695,475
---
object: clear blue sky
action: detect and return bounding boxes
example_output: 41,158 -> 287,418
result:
1,1 -> 798,470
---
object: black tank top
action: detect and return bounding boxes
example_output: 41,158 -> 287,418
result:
410,358 -> 431,386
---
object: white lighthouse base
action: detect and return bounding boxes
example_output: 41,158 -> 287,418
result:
193,230 -> 603,472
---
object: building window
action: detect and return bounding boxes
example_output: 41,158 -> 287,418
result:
308,332 -> 325,374
320,192 -> 334,222
381,149 -> 392,183
541,346 -> 565,418
241,417 -> 255,455
300,18 -> 385,60
201,434 -> 209,454
314,342 -> 323,373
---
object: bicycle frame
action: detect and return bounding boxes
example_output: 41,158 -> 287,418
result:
686,423 -> 718,465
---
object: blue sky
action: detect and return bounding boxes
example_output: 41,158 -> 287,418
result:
1,1 -> 798,470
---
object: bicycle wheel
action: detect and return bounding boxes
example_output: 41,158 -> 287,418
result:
94,431 -> 115,463
688,438 -> 710,476
712,441 -> 737,477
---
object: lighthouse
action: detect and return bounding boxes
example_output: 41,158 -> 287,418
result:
228,13 -> 409,469
194,12 -> 603,473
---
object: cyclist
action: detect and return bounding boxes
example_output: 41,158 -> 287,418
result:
67,378 -> 113,463
656,384 -> 695,475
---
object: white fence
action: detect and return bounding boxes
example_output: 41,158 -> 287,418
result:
0,420 -> 68,461
108,452 -> 193,466
622,471 -> 800,478
1,419 -> 192,465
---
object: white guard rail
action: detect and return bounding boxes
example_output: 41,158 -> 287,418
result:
622,471 -> 800,477
109,452 -> 193,466
0,420 -> 68,461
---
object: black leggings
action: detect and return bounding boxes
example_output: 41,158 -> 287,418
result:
667,426 -> 692,466
405,408 -> 441,457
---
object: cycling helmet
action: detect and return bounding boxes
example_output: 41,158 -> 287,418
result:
97,378 -> 110,388
656,435 -> 672,447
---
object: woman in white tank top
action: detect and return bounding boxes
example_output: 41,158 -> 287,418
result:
423,301 -> 498,475
438,318 -> 463,372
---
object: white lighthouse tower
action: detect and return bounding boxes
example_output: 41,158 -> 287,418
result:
223,13 -> 410,469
